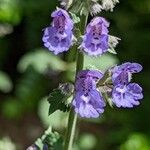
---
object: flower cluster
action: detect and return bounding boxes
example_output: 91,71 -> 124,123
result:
73,70 -> 105,118
59,0 -> 119,15
42,8 -> 116,56
111,62 -> 143,108
73,63 -> 143,118
42,7 -> 143,119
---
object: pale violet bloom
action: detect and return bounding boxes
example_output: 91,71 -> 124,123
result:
73,70 -> 106,118
111,62 -> 143,108
112,62 -> 143,85
79,17 -> 109,56
42,8 -> 74,55
112,83 -> 143,108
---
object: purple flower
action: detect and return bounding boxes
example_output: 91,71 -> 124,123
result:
79,17 -> 109,56
112,62 -> 143,85
111,62 -> 143,108
112,83 -> 143,108
42,8 -> 74,55
73,70 -> 106,118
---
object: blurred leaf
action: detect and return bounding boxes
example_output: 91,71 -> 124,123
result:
79,134 -> 97,150
2,98 -> 22,119
0,71 -> 13,93
84,53 -> 119,71
0,23 -> 13,37
120,133 -> 150,150
38,97 -> 68,128
0,137 -> 16,150
17,49 -> 67,74
0,0 -> 22,24
15,66 -> 48,110
48,89 -> 70,115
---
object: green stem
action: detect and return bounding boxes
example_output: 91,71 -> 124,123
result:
64,14 -> 88,150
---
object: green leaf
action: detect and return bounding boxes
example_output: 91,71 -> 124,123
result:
79,134 -> 97,150
47,89 -> 70,115
84,53 -> 119,71
17,48 -> 67,74
120,133 -> 150,150
0,71 -> 13,93
0,0 -> 22,25
38,97 -> 68,128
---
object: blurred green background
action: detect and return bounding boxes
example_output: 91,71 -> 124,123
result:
0,0 -> 150,149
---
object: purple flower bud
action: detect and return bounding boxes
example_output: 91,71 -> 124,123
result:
42,8 -> 74,55
73,70 -> 106,118
79,17 -> 109,56
112,83 -> 143,108
112,62 -> 143,85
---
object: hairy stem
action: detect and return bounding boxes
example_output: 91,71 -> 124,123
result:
64,14 -> 88,150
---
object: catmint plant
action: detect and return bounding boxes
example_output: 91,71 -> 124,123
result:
27,0 -> 143,149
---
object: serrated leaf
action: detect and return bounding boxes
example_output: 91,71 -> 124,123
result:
47,89 -> 70,115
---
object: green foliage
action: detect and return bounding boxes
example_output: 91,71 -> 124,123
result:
17,49 -> 67,74
79,134 -> 97,150
120,133 -> 150,150
2,98 -> 22,119
38,97 -> 68,128
0,137 -> 16,150
15,66 -> 48,109
47,89 -> 70,115
0,0 -> 22,24
1,66 -> 49,119
35,127 -> 63,150
84,53 -> 119,71
0,71 -> 13,93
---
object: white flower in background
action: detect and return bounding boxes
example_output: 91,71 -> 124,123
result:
90,2 -> 102,16
59,0 -> 67,6
102,0 -> 119,11
59,0 -> 73,9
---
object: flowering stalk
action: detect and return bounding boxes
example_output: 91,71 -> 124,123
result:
64,14 -> 88,150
